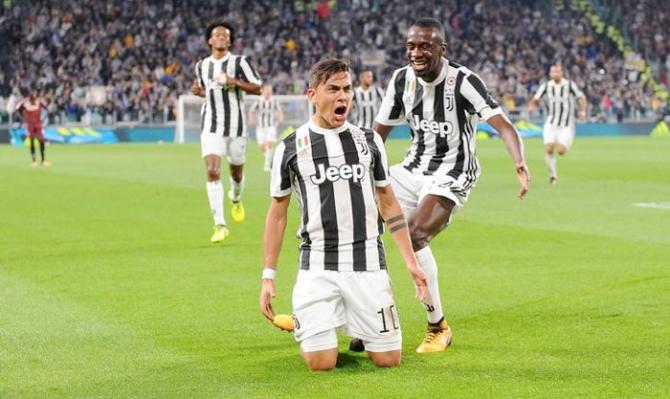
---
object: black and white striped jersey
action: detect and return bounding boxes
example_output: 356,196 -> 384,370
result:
270,121 -> 389,272
352,85 -> 385,129
249,97 -> 281,128
533,78 -> 585,128
195,53 -> 261,137
376,58 -> 503,181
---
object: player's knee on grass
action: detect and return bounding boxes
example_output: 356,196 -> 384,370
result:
368,350 -> 401,368
301,349 -> 338,371
300,330 -> 338,371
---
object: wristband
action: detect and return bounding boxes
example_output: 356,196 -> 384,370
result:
262,268 -> 276,280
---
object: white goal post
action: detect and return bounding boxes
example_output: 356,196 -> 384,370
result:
175,94 -> 312,144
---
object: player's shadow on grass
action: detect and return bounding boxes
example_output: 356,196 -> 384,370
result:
335,352 -> 363,369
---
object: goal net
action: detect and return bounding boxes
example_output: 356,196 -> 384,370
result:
175,94 -> 312,144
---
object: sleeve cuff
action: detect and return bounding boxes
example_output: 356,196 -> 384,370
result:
270,189 -> 291,197
374,117 -> 405,127
374,179 -> 390,187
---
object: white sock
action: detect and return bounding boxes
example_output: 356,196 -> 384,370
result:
264,147 -> 274,169
206,181 -> 225,226
229,175 -> 245,203
545,153 -> 557,179
415,246 -> 444,324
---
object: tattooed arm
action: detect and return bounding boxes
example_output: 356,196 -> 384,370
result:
376,185 -> 427,301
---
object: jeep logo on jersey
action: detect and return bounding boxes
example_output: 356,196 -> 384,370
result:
310,163 -> 366,185
410,114 -> 454,137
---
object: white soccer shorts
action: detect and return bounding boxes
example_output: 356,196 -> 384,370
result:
389,164 -> 471,218
292,270 -> 402,353
255,126 -> 278,145
543,122 -> 575,150
200,134 -> 247,165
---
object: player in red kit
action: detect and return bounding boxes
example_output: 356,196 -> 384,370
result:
16,93 -> 50,167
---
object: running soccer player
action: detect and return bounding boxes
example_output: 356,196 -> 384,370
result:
191,21 -> 261,243
351,69 -> 385,129
248,84 -> 284,171
260,59 -> 427,371
369,18 -> 530,353
528,63 -> 587,185
16,92 -> 50,167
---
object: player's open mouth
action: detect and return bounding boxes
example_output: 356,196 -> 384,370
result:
333,105 -> 347,121
411,60 -> 428,71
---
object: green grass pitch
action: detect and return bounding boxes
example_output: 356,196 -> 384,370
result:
1,137 -> 669,398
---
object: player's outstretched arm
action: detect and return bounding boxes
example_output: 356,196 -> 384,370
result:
191,80 -> 204,97
487,114 -> 530,199
226,76 -> 261,95
527,97 -> 538,114
577,95 -> 587,121
276,107 -> 284,124
376,185 -> 428,301
260,195 -> 291,321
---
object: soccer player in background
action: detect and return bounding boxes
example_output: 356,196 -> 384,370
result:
248,84 -> 284,171
191,21 -> 261,243
351,69 -> 385,129
528,63 -> 587,185
16,91 -> 50,167
368,18 -> 530,353
260,59 -> 427,371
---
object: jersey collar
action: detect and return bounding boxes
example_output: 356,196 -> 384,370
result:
308,120 -> 350,135
210,52 -> 231,62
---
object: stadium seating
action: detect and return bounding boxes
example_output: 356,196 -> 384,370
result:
0,0 -> 667,124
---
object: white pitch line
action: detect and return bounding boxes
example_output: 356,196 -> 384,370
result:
632,202 -> 670,210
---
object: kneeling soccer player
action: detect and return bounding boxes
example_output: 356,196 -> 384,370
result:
260,58 -> 427,371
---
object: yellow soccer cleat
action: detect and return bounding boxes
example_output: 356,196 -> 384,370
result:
210,225 -> 229,243
30,161 -> 38,167
41,160 -> 52,167
272,314 -> 294,332
231,201 -> 245,223
416,320 -> 453,353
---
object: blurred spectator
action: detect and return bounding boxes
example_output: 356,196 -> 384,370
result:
0,0 -> 665,125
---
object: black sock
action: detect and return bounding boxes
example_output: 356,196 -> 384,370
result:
39,140 -> 45,161
428,317 -> 444,328
30,138 -> 36,161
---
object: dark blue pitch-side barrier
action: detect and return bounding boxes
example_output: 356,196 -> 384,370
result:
7,127 -> 174,145
3,122 -> 663,146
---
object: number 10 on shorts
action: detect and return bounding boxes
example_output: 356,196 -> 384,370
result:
377,305 -> 400,333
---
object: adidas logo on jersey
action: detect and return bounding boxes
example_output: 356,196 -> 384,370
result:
410,114 -> 454,137
310,163 -> 365,184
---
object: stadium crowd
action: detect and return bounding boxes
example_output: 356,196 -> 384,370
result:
0,0 -> 667,125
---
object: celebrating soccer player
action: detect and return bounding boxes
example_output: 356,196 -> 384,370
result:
260,59 -> 427,371
528,63 -> 587,185
368,18 -> 530,353
192,21 -> 261,243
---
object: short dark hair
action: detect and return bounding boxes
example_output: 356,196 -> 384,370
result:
309,58 -> 351,88
411,17 -> 447,42
205,21 -> 235,45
